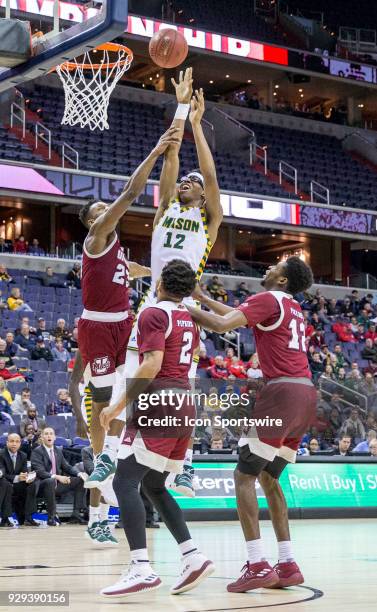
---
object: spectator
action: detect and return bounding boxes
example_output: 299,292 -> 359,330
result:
10,388 -> 35,416
7,287 -> 33,312
0,433 -> 38,526
314,406 -> 329,433
0,236 -> 12,253
333,344 -> 349,370
27,238 -> 45,256
353,430 -> 377,453
30,338 -> 54,362
15,316 -> 37,338
362,338 -> 377,363
332,320 -> 356,343
310,352 -> 324,382
47,388 -> 72,415
365,323 -> 377,342
369,439 -> 377,456
340,407 -> 366,444
0,338 -> 14,368
66,263 -> 81,289
4,332 -> 19,359
223,348 -> 235,368
333,434 -> 352,456
227,356 -> 247,379
234,282 -> 250,301
66,327 -> 79,352
31,427 -> 86,525
328,406 -> 342,433
207,356 -> 229,380
51,339 -> 70,363
51,318 -> 71,342
308,438 -> 320,454
0,264 -> 13,283
36,318 -> 50,340
0,377 -> 13,406
0,358 -> 25,382
41,266 -> 66,288
207,276 -> 221,299
247,357 -> 263,379
20,424 -> 42,460
215,282 -> 228,303
355,324 -> 366,342
20,405 -> 46,437
359,372 -> 377,396
13,235 -> 27,254
198,348 -> 211,370
327,298 -> 340,317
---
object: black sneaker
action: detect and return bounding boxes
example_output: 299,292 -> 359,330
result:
24,518 -> 39,527
0,518 -> 12,527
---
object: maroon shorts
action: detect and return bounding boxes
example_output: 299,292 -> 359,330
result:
78,317 -> 133,389
238,378 -> 316,477
118,392 -> 195,473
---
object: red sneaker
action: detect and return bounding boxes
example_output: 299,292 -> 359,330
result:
227,561 -> 279,593
268,561 -> 304,588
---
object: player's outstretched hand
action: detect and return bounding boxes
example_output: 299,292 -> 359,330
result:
191,282 -> 206,302
100,403 -> 120,431
189,88 -> 205,125
171,67 -> 193,104
154,126 -> 182,155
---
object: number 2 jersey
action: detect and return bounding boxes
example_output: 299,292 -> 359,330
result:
81,233 -> 130,319
237,290 -> 311,381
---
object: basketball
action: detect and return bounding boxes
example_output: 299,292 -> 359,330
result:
149,28 -> 188,69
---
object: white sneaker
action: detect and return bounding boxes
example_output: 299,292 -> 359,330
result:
100,562 -> 162,598
170,553 -> 215,595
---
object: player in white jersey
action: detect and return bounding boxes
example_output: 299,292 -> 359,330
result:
126,76 -> 223,495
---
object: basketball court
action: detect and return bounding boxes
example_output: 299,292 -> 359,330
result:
0,519 -> 375,610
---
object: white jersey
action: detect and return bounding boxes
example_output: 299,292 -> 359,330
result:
127,199 -> 212,355
151,199 -> 212,285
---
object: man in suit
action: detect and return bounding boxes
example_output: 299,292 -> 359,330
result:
0,466 -> 13,526
31,427 -> 86,526
0,433 -> 38,526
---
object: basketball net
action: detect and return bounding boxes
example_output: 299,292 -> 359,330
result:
56,43 -> 133,131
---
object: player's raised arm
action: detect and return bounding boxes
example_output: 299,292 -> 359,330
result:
187,304 -> 247,334
154,68 -> 193,229
86,127 -> 181,253
190,89 -> 223,244
128,262 -> 151,278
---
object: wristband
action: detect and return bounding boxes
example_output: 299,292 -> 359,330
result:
174,103 -> 190,121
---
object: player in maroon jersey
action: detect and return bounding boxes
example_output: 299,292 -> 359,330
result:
77,126 -> 181,494
99,260 -> 214,598
187,256 -> 317,592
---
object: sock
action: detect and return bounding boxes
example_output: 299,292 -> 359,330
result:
130,548 -> 152,572
103,435 -> 119,462
99,502 -> 109,523
184,448 -> 193,466
246,538 -> 266,564
278,540 -> 294,563
179,539 -> 198,557
89,505 -> 100,527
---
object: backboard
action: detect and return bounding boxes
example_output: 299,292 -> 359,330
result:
0,0 -> 128,93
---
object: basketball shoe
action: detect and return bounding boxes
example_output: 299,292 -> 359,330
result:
170,553 -> 215,594
227,561 -> 280,592
170,465 -> 195,497
85,521 -> 117,546
84,452 -> 116,489
100,562 -> 162,597
268,561 -> 304,588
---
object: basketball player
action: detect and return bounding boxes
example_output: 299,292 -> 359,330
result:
99,260 -> 214,598
187,257 -> 316,591
126,78 -> 223,496
77,126 -> 182,491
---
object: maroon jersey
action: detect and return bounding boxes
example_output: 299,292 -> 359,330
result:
82,233 -> 130,316
238,290 -> 311,380
137,301 -> 199,384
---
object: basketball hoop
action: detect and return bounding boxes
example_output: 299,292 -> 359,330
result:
55,42 -> 133,131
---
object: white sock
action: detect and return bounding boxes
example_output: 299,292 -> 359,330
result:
246,538 -> 266,564
99,502 -> 109,522
103,435 -> 119,461
89,505 -> 100,527
184,448 -> 193,466
179,539 -> 198,557
130,548 -> 152,573
278,540 -> 294,562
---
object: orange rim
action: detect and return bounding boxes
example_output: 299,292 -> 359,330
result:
56,42 -> 133,71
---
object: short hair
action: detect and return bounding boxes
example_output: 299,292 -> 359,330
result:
340,434 -> 351,441
284,257 -> 313,295
160,259 -> 197,300
21,387 -> 30,394
79,198 -> 98,228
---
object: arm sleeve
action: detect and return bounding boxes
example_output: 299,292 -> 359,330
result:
138,308 -> 169,355
237,293 -> 281,328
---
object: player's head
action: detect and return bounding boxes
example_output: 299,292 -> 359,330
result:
261,256 -> 313,295
177,170 -> 205,206
79,198 -> 110,228
157,259 -> 197,302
